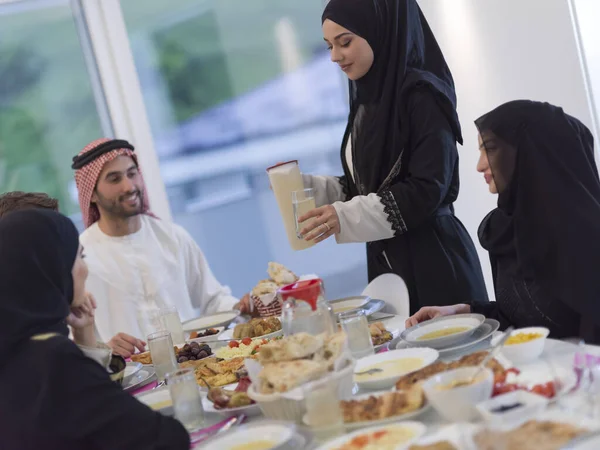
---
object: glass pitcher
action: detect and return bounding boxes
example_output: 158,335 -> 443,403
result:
279,278 -> 335,336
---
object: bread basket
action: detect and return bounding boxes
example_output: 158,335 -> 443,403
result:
247,357 -> 355,422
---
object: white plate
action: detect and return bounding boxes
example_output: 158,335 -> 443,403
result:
202,396 -> 262,417
392,319 -> 500,357
218,327 -> 283,341
186,326 -> 224,343
123,368 -> 155,392
315,422 -> 426,450
401,314 -> 485,349
194,423 -> 294,450
123,362 -> 143,383
341,391 -> 431,431
182,311 -> 240,333
354,348 -> 439,391
135,387 -> 173,415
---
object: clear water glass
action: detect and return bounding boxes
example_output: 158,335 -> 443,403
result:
302,376 -> 344,442
137,307 -> 163,345
166,368 -> 205,432
147,330 -> 178,383
339,309 -> 374,360
292,188 -> 316,238
159,305 -> 185,346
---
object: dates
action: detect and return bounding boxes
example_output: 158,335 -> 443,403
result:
177,341 -> 212,363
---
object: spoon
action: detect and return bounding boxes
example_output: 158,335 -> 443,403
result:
467,326 -> 514,384
355,368 -> 383,376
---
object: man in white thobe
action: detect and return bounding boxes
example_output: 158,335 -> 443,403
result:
72,138 -> 251,356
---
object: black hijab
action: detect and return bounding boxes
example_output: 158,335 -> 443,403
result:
322,0 -> 462,194
0,209 -> 79,361
477,100 -> 600,322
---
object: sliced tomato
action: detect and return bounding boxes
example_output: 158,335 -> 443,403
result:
529,382 -> 555,398
228,340 -> 239,348
493,382 -> 519,397
241,337 -> 252,346
262,339 -> 268,344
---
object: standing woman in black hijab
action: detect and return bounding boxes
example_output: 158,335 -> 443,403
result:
407,100 -> 600,342
299,0 -> 488,313
0,209 -> 189,450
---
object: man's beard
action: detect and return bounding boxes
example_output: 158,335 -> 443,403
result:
93,189 -> 144,220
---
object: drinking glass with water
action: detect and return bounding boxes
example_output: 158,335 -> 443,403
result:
147,330 -> 178,383
166,368 -> 205,432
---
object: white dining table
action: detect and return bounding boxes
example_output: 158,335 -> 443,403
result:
195,316 -> 600,449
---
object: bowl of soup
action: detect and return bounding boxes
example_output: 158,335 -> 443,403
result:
330,296 -> 372,315
353,348 -> 439,390
401,314 -> 485,349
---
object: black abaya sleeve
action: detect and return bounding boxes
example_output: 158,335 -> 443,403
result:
379,88 -> 458,234
41,338 -> 189,450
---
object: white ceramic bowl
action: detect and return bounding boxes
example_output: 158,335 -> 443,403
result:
354,348 -> 439,391
247,358 -> 356,423
401,314 -> 485,349
422,366 -> 493,422
194,422 -> 294,450
476,390 -> 549,429
492,327 -> 549,364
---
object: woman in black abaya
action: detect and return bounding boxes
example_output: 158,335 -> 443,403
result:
298,0 -> 488,313
407,100 -> 600,342
0,209 -> 189,450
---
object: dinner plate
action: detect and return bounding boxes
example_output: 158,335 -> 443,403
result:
202,396 -> 262,418
186,326 -> 224,343
182,311 -> 240,333
122,362 -> 143,384
390,318 -> 500,357
354,348 -> 439,391
218,327 -> 283,341
339,392 -> 432,431
314,421 -> 426,450
122,367 -> 156,392
401,313 -> 485,349
563,432 -> 600,449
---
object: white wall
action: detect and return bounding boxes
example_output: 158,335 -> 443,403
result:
418,0 -> 595,299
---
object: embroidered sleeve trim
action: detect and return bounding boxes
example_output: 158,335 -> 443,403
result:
337,176 -> 352,202
379,190 -> 407,235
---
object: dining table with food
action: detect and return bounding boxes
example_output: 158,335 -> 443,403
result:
119,263 -> 600,450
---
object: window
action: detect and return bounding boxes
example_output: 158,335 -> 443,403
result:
0,0 -> 110,219
121,0 -> 367,298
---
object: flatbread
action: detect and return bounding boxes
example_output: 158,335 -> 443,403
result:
258,359 -> 328,393
258,332 -> 322,363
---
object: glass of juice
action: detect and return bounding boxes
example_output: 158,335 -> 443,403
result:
292,188 -> 316,239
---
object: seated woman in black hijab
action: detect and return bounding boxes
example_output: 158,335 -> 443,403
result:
0,209 -> 189,450
407,100 -> 600,342
297,0 -> 488,314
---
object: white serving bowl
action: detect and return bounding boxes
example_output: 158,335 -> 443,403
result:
354,348 -> 439,391
401,314 -> 485,349
247,358 -> 355,423
491,327 -> 549,364
476,390 -> 549,430
422,366 -> 493,422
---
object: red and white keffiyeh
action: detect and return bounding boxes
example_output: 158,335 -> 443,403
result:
74,138 -> 154,228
